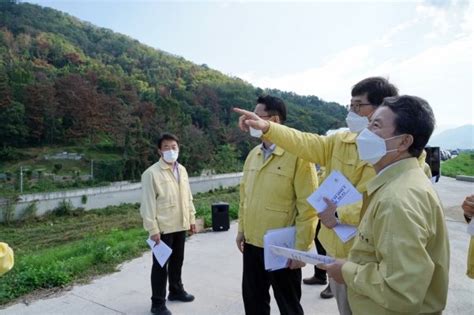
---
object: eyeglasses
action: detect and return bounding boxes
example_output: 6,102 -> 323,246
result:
346,103 -> 372,113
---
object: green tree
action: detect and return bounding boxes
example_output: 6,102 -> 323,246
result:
0,101 -> 27,148
211,144 -> 242,174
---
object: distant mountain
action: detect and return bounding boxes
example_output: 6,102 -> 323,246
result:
428,125 -> 474,150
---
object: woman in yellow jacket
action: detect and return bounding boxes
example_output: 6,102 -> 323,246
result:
462,195 -> 474,279
0,242 -> 14,276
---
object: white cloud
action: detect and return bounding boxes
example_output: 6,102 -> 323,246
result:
370,36 -> 472,127
378,18 -> 420,47
238,1 -> 473,130
417,0 -> 472,38
239,45 -> 373,104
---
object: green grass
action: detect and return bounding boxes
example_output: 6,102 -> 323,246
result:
0,187 -> 239,305
0,229 -> 147,304
441,152 -> 474,178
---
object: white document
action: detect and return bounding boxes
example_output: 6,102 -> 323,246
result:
270,245 -> 335,265
333,224 -> 358,243
146,238 -> 172,267
263,226 -> 296,271
306,170 -> 361,243
468,220 -> 474,236
307,170 -> 362,213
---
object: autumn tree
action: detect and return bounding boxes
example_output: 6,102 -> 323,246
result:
55,74 -> 108,144
24,81 -> 58,144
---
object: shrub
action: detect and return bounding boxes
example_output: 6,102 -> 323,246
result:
20,202 -> 37,221
25,169 -> 33,180
52,199 -> 74,216
94,160 -> 124,181
53,163 -> 63,174
0,201 -> 15,224
0,193 -> 18,224
0,147 -> 27,161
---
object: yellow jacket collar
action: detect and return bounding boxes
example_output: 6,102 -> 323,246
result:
367,157 -> 420,196
158,158 -> 176,170
256,145 -> 285,157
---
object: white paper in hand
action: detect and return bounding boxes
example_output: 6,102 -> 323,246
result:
270,245 -> 335,265
333,224 -> 358,243
263,226 -> 296,271
307,170 -> 362,213
467,220 -> 474,236
146,238 -> 172,267
249,127 -> 263,138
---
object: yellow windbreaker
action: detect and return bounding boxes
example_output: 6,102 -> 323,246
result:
342,158 -> 449,315
0,242 -> 14,276
239,145 -> 318,251
140,158 -> 196,235
263,122 -> 431,258
263,123 -> 375,258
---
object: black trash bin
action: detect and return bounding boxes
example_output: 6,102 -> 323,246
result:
212,202 -> 230,231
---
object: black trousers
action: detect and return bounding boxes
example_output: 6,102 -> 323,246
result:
313,220 -> 327,280
151,230 -> 186,306
242,243 -> 304,315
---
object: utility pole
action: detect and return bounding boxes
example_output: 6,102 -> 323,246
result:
91,159 -> 94,180
20,166 -> 23,194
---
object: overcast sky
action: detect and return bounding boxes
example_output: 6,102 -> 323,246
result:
26,0 -> 473,134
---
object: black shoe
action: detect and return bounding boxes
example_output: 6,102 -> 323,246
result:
168,291 -> 195,302
303,276 -> 327,285
320,284 -> 334,299
151,304 -> 172,315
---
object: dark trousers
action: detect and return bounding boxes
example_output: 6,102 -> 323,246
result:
151,230 -> 186,306
242,243 -> 304,315
314,220 -> 327,280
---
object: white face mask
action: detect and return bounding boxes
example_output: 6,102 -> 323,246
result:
162,150 -> 179,163
249,126 -> 263,138
345,111 -> 369,133
356,128 -> 401,165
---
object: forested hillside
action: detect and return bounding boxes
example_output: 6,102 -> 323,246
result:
0,1 -> 347,179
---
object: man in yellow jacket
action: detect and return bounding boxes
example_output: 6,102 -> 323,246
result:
462,195 -> 474,279
140,133 -> 196,315
236,95 -> 318,315
235,77 -> 398,315
321,95 -> 450,314
0,242 -> 14,276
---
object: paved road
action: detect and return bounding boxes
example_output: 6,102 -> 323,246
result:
1,177 -> 473,315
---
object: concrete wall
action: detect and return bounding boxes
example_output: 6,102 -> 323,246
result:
2,172 -> 243,221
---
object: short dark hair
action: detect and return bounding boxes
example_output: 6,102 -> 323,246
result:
352,77 -> 398,106
382,95 -> 435,158
257,95 -> 287,123
158,132 -> 179,149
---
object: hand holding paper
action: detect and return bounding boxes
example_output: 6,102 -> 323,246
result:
307,170 -> 361,243
307,170 -> 362,213
146,238 -> 172,267
318,197 -> 338,228
263,226 -> 296,271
